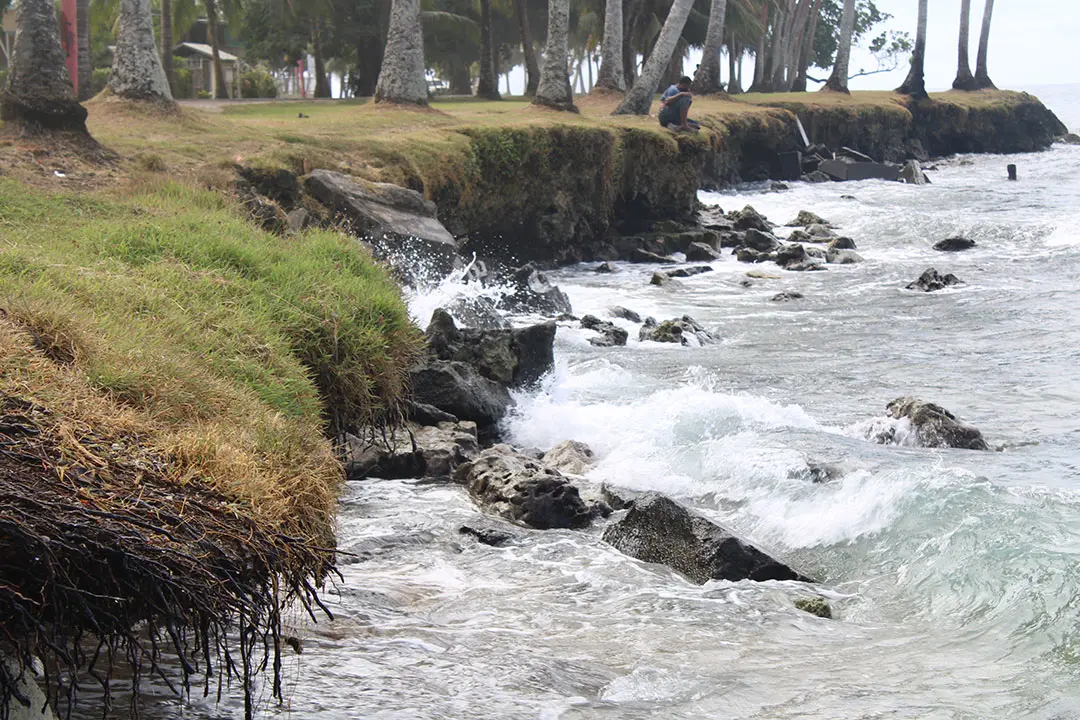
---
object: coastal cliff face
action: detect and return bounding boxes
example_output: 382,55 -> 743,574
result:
396,92 -> 1066,265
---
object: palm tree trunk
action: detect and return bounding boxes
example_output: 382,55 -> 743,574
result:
375,0 -> 428,105
204,0 -> 229,99
691,0 -> 727,94
477,0 -> 501,99
749,2 -> 768,91
161,0 -> 174,95
974,0 -> 996,89
514,0 -> 541,95
313,18 -> 332,98
823,0 -> 854,92
613,0 -> 695,115
952,0 -> 976,89
533,0 -> 576,110
791,0 -> 821,92
595,0 -> 626,91
727,33 -> 741,94
0,0 -> 88,131
897,0 -> 928,98
449,59 -> 471,95
622,0 -> 640,85
77,0 -> 91,100
109,0 -> 174,103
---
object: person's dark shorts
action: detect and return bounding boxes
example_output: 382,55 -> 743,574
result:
658,95 -> 692,127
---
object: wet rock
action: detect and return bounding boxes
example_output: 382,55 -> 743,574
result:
718,231 -> 745,248
1057,133 -> 1080,145
933,237 -> 976,252
786,210 -> 831,228
736,247 -> 771,264
502,264 -> 573,317
771,291 -> 804,302
775,244 -> 807,269
458,525 -> 515,547
609,306 -> 643,323
802,171 -> 832,183
794,597 -> 833,618
595,262 -> 617,274
806,224 -> 838,239
826,248 -> 864,265
828,237 -> 858,251
1,656 -> 58,720
410,361 -> 513,427
741,228 -> 782,253
581,315 -> 628,347
454,446 -> 605,529
837,147 -> 874,163
664,266 -> 714,279
406,402 -> 458,426
883,397 -> 989,450
444,295 -> 511,330
906,268 -> 965,292
630,249 -> 679,265
899,160 -> 930,185
602,493 -> 812,584
803,461 -> 848,484
543,440 -> 597,475
305,169 -> 459,280
787,229 -> 816,244
729,205 -> 774,232
286,207 -> 315,233
685,242 -> 723,262
600,484 -> 643,511
425,309 -> 554,388
650,272 -> 679,287
905,138 -> 930,162
804,245 -> 826,260
345,421 -> 480,480
639,316 -> 715,346
746,270 -> 781,280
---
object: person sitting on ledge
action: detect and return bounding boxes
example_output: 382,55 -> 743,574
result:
659,76 -> 701,132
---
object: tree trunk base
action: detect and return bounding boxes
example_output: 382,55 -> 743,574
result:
822,77 -> 849,94
0,95 -> 89,133
974,73 -> 996,90
952,72 -> 978,91
533,96 -> 579,113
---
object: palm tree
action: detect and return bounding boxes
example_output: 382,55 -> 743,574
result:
0,0 -> 89,131
533,0 -> 576,110
614,0 -> 695,114
514,0 -> 540,94
161,0 -> 175,93
690,0 -> 728,94
476,0 -> 501,98
110,0 -> 175,103
375,0 -> 429,105
897,0 -> 927,98
77,0 -> 92,100
594,0 -> 625,91
973,0 -> 995,88
952,0 -> 976,89
822,0 -> 854,92
204,0 -> 230,98
312,18 -> 331,98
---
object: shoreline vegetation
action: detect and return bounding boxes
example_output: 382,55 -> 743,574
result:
0,88 -> 1069,717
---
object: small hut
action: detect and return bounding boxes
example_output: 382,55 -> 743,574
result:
173,42 -> 241,98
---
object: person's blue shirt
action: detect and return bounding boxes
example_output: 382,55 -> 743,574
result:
662,85 -> 680,102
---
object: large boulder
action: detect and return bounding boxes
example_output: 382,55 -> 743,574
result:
685,242 -> 723,262
602,494 -> 812,583
826,248 -> 864,264
639,316 -> 715,346
899,160 -> 930,185
581,315 -> 628,347
444,295 -> 511,330
501,264 -> 573,317
425,309 -> 554,388
305,169 -> 459,281
543,440 -> 597,475
786,210 -> 831,228
454,446 -> 606,529
883,397 -> 989,450
409,361 -> 514,427
729,205 -> 773,232
906,268 -> 964,292
741,228 -> 782,253
345,421 -> 481,480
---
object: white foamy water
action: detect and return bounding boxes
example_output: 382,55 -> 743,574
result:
112,91 -> 1080,720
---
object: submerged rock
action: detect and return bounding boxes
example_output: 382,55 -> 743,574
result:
685,242 -> 723,262
805,223 -> 838,239
736,247 -> 773,264
595,262 -> 617,274
776,244 -> 824,272
664,266 -> 714,279
828,236 -> 858,250
454,446 -> 607,529
899,160 -> 930,185
602,493 -> 812,584
458,525 -> 516,547
771,291 -> 804,302
609,306 -> 643,323
933,237 -> 976,252
581,315 -> 628,347
444,295 -> 511,330
794,597 -> 833,618
883,397 -> 989,450
639,316 -> 715,346
305,169 -> 459,281
502,264 -> 573,317
826,248 -> 864,264
630,249 -> 679,265
906,268 -> 965,292
543,440 -> 597,475
786,210 -> 831,228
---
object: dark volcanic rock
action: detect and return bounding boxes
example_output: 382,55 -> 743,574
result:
595,262 -> 617,273
410,361 -> 514,427
502,264 -> 573,317
639,316 -> 715,346
543,440 -> 597,475
786,210 -> 831,228
581,315 -> 628,347
454,446 -> 605,529
771,291 -> 804,302
407,402 -> 458,426
906,268 -> 964,292
729,205 -> 774,232
899,160 -> 930,185
685,242 -> 723,262
883,397 -> 989,450
602,493 -> 812,583
305,169 -> 459,281
609,306 -> 643,323
444,295 -> 511,330
458,525 -> 516,547
806,223 -> 838,239
826,248 -> 863,264
664,266 -> 714,279
345,421 -> 480,480
933,237 -> 976,252
736,248 -> 772,264
425,309 -> 555,388
630,249 -> 679,265
775,243 -> 807,268
828,237 -> 858,250
741,228 -> 782,253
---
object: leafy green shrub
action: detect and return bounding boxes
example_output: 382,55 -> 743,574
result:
172,59 -> 193,98
92,67 -> 111,95
197,89 -> 212,99
241,67 -> 279,99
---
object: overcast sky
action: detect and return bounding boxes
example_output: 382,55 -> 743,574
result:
846,0 -> 1080,91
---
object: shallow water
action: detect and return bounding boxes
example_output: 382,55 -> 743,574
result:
93,91 -> 1080,719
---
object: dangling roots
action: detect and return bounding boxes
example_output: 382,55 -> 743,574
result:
0,395 -> 337,719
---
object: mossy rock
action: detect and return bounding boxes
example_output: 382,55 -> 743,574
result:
794,596 -> 832,619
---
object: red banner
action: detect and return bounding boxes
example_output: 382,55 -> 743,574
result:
59,0 -> 78,95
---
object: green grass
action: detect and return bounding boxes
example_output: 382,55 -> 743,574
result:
0,176 -> 420,542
